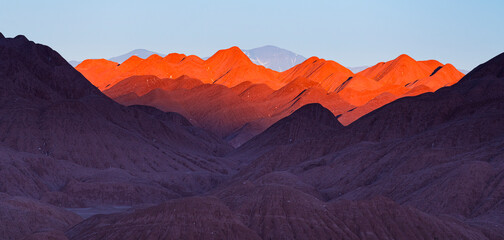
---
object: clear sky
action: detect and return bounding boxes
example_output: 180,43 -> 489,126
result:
1,0 -> 503,70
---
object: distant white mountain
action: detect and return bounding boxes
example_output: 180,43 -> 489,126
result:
347,66 -> 370,73
241,45 -> 307,72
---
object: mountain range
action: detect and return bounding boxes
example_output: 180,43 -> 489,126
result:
68,49 -> 166,67
109,49 -> 167,63
76,47 -> 464,146
1,33 -> 503,239
70,46 -> 471,75
68,45 -> 307,71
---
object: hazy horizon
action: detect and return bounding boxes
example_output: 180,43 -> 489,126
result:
1,0 -> 503,70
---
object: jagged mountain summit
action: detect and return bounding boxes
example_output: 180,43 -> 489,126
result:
76,48 -> 464,146
68,45 -> 306,71
68,49 -> 166,67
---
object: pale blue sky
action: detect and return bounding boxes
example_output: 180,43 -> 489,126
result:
1,0 -> 502,70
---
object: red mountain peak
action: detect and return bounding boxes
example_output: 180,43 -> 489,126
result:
280,57 -> 353,92
77,58 -> 117,68
395,53 -> 415,62
182,55 -> 205,64
119,55 -> 144,68
419,59 -> 443,70
163,53 -> 186,63
356,54 -> 430,85
305,56 -> 321,63
206,46 -> 251,66
145,54 -> 163,61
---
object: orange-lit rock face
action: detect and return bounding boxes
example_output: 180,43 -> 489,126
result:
410,64 -> 465,91
76,46 -> 281,91
76,59 -> 120,90
357,54 -> 436,85
76,51 -> 464,145
205,46 -> 280,88
336,54 -> 464,106
279,57 -> 354,92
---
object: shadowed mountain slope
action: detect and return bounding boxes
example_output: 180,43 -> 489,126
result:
0,34 -> 238,238
221,52 -> 504,239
